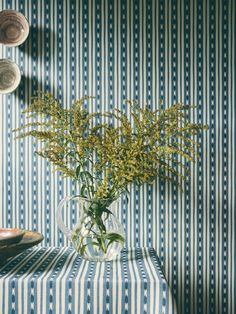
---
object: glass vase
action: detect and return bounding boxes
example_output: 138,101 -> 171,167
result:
56,195 -> 125,262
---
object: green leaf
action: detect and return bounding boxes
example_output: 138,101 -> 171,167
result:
80,184 -> 87,197
100,237 -> 107,253
76,165 -> 81,177
92,241 -> 100,247
95,216 -> 106,233
79,244 -> 87,256
103,208 -> 113,221
80,171 -> 94,182
105,233 -> 125,243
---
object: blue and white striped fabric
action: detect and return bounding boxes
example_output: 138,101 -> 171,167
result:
0,0 -> 235,313
0,247 -> 175,314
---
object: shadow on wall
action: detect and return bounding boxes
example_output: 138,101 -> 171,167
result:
19,25 -> 57,56
14,75 -> 39,108
172,176 -> 227,314
18,25 -> 56,96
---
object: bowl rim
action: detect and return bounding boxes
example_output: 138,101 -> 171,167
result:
0,228 -> 25,245
0,58 -> 21,94
0,9 -> 30,47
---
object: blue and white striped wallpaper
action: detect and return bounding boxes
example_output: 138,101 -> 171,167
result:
0,1 -> 235,313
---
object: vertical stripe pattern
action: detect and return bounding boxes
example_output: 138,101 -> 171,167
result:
0,247 -> 174,314
0,1 -> 235,313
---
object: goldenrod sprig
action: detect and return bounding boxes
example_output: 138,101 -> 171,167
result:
14,93 -> 208,254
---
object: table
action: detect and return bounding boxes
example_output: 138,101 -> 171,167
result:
0,247 -> 176,314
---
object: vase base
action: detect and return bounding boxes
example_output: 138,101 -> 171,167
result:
76,247 -> 122,262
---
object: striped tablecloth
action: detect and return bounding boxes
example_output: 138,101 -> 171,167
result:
0,247 -> 176,314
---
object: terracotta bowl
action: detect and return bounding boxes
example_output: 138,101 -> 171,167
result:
0,228 -> 25,246
0,59 -> 21,94
0,10 -> 29,47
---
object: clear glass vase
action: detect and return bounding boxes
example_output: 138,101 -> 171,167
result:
56,195 -> 125,262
